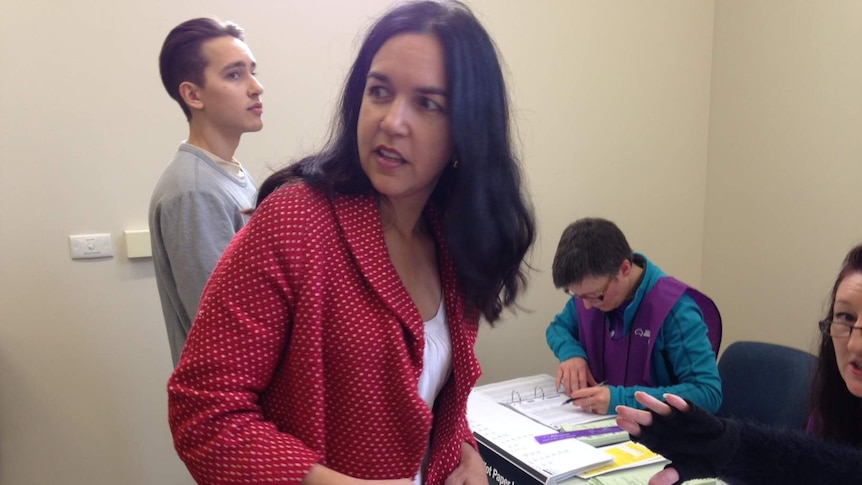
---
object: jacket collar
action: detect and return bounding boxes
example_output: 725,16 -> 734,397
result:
331,192 -> 479,377
331,194 -> 432,335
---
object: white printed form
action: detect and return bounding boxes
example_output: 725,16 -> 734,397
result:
510,393 -> 609,429
473,374 -> 608,429
467,392 -> 612,480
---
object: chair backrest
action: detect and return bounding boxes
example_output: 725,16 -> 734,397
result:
717,340 -> 817,430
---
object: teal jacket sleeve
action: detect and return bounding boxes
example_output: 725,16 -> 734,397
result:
608,293 -> 723,413
545,298 -> 589,362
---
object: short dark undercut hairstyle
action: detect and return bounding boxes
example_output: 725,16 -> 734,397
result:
552,217 -> 634,289
159,17 -> 244,121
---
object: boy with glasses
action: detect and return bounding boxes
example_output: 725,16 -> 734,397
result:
546,217 -> 722,415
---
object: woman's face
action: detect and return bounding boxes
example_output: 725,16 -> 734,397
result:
356,33 -> 453,208
832,271 -> 862,397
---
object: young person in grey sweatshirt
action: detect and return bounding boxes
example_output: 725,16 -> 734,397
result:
149,18 -> 263,366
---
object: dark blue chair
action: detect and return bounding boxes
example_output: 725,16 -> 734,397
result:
716,341 -> 817,430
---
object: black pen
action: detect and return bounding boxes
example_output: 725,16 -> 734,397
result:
560,381 -> 608,406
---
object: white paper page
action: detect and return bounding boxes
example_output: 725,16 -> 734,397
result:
473,374 -> 611,429
472,374 -> 561,404
467,392 -> 612,480
509,393 -> 610,429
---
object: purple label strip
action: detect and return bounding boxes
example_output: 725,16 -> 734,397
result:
534,426 -> 624,444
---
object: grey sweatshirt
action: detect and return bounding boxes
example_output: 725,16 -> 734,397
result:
149,143 -> 257,366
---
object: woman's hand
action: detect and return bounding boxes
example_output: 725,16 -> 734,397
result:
302,464 -> 413,485
444,442 -> 487,485
643,467 -> 681,485
615,392 -> 737,485
615,391 -> 690,436
615,392 -> 690,485
556,357 -> 596,395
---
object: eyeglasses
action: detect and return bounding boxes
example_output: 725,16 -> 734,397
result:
564,276 -> 614,303
819,319 -> 862,339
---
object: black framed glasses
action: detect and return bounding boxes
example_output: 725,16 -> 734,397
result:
819,319 -> 862,339
564,275 -> 614,302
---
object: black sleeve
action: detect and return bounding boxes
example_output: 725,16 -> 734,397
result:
633,400 -> 862,485
718,422 -> 862,485
632,400 -> 739,483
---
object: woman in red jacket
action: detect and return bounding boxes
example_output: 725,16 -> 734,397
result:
167,2 -> 535,484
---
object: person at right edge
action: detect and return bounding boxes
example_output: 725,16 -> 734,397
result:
616,243 -> 862,485
546,217 -> 722,415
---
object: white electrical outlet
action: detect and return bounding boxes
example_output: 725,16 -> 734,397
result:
69,233 -> 114,259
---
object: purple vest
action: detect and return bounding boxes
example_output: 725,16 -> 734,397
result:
575,276 -> 721,387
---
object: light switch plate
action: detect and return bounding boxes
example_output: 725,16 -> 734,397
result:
124,229 -> 152,258
69,233 -> 114,259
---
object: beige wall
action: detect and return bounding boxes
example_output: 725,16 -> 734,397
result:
702,1 -> 862,355
2,1 -> 856,484
472,0 -> 715,383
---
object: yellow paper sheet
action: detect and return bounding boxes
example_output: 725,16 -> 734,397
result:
577,441 -> 665,479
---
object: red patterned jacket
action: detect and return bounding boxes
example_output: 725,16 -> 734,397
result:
168,182 -> 482,484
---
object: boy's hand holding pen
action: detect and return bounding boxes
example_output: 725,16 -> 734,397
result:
560,381 -> 608,414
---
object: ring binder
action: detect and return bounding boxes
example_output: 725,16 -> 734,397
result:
467,389 -> 613,485
480,374 -> 609,430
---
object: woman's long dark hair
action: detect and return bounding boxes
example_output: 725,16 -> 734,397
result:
810,244 -> 862,446
255,1 -> 534,324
